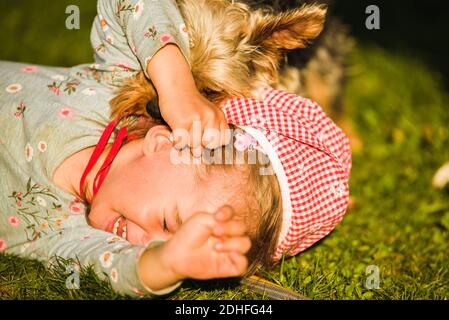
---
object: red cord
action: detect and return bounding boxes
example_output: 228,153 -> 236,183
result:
79,118 -> 128,204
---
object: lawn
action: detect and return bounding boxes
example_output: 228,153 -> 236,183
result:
1,1 -> 448,300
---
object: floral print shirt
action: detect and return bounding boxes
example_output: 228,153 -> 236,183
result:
0,0 -> 190,297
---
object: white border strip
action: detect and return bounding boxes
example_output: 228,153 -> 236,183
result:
239,126 -> 293,247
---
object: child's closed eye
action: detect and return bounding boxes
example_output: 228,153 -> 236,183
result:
163,214 -> 169,233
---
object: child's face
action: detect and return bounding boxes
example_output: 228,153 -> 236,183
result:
87,125 -> 230,245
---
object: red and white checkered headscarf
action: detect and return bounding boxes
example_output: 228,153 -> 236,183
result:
221,87 -> 352,261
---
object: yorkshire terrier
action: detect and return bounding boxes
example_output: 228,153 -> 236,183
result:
242,0 -> 360,151
110,0 -> 360,150
110,0 -> 327,118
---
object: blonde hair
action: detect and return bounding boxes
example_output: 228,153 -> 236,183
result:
241,154 -> 283,276
199,124 -> 283,276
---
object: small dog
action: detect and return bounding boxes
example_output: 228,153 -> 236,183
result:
241,0 -> 360,151
241,0 -> 352,112
110,0 -> 327,119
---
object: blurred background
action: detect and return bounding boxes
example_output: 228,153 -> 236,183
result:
0,0 -> 448,299
335,0 -> 449,89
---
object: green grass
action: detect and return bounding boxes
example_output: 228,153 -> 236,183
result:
1,2 -> 449,300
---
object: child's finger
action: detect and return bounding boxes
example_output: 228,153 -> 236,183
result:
215,237 -> 251,254
214,205 -> 235,222
213,220 -> 247,237
202,127 -> 221,149
189,121 -> 204,158
172,128 -> 189,150
191,145 -> 203,158
228,252 -> 248,277
220,123 -> 232,146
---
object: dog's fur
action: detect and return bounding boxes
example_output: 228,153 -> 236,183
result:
242,0 -> 360,151
242,1 -> 353,112
110,0 -> 327,119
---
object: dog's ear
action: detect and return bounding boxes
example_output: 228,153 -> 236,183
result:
249,4 -> 327,50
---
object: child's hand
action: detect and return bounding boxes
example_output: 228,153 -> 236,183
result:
158,90 -> 231,157
138,206 -> 251,292
147,44 -> 231,157
163,205 -> 251,280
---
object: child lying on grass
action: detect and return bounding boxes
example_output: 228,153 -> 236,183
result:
0,0 -> 351,297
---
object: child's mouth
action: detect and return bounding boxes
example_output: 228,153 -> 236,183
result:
109,216 -> 127,240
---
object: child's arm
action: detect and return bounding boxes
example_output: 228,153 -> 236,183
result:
138,206 -> 251,291
94,0 -> 230,154
147,44 -> 230,156
93,0 -> 191,74
5,224 -> 175,297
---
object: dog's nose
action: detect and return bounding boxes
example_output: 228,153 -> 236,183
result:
146,98 -> 166,124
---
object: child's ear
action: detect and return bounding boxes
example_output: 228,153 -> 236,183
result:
142,125 -> 173,156
249,4 -> 327,50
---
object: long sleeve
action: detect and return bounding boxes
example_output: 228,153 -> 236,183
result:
90,0 -> 191,80
0,172 -> 180,298
3,222 -> 180,298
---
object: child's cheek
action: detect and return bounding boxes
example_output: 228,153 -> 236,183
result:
126,219 -> 152,246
